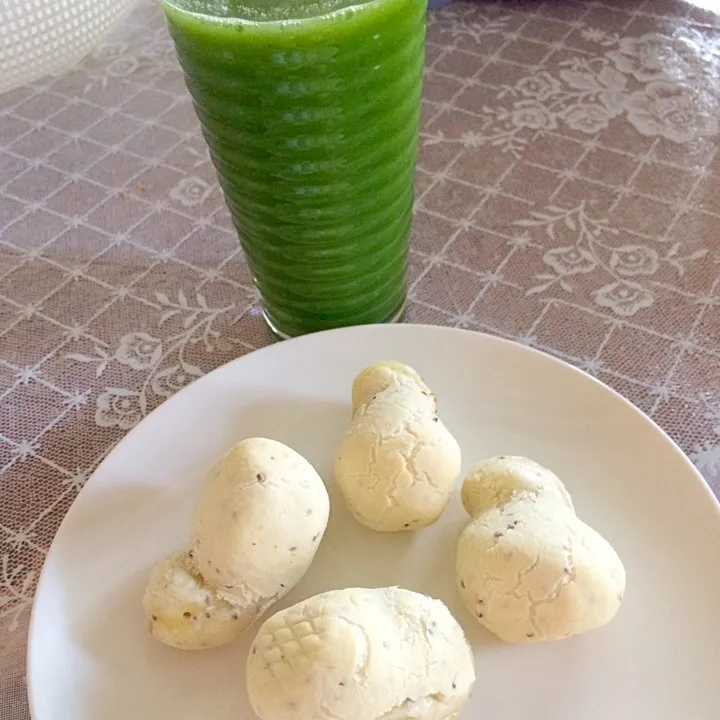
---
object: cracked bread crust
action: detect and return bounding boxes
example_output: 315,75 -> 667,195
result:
456,457 -> 626,644
351,360 -> 429,416
335,362 -> 461,532
461,455 -> 574,518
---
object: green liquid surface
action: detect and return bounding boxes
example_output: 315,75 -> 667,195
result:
163,0 -> 427,337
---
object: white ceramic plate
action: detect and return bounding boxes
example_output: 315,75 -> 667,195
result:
28,324 -> 720,720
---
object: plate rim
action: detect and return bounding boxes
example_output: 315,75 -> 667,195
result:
25,323 -> 720,717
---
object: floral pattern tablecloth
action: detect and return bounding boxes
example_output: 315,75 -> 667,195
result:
1,0 -> 720,715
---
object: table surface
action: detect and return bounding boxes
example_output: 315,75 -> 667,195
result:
2,0 -> 720,715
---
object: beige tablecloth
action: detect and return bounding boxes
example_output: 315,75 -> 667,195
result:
1,0 -> 719,715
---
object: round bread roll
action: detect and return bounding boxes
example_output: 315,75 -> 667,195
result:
144,438 -> 330,649
190,437 -> 330,607
247,587 -> 476,720
335,361 -> 461,532
456,456 -> 625,644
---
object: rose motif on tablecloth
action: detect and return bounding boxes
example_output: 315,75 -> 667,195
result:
609,245 -> 659,277
563,103 -> 615,134
607,33 -> 681,82
543,247 -> 596,275
515,72 -> 561,101
421,29 -> 720,161
509,101 -> 557,130
115,332 -> 162,370
151,364 -> 203,398
95,389 -> 143,429
593,281 -> 653,316
558,65 -> 628,117
624,81 -> 718,143
169,177 -> 212,207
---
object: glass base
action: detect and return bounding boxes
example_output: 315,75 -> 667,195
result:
263,302 -> 407,341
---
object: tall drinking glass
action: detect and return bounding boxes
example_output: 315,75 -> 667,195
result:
162,0 -> 427,338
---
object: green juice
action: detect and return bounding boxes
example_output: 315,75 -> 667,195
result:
162,0 -> 427,338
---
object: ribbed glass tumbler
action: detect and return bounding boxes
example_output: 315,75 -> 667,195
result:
163,0 -> 427,338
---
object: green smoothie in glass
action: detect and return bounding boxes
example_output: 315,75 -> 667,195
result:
161,0 -> 427,338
